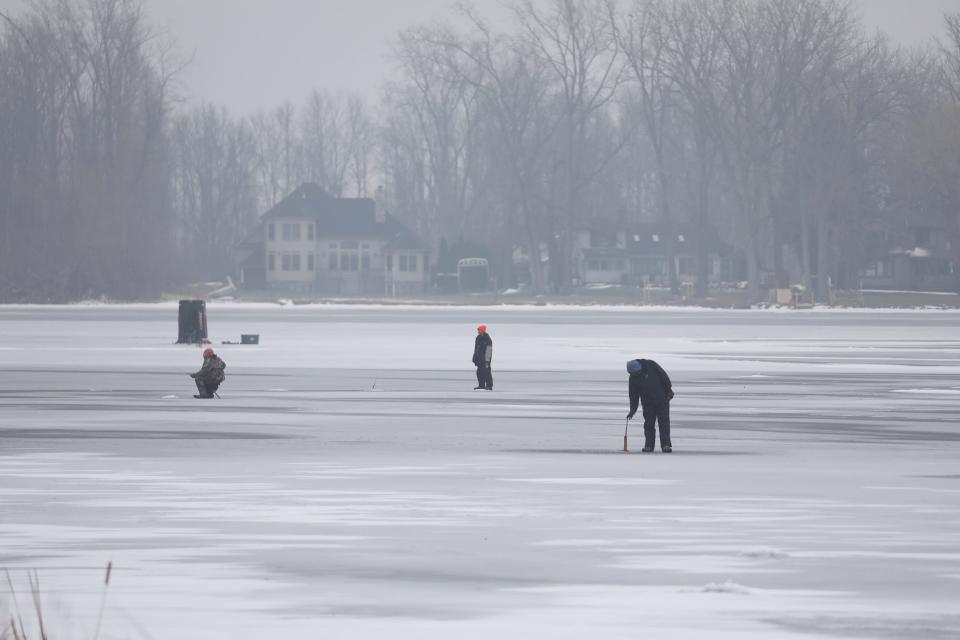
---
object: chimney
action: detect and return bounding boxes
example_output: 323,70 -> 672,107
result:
375,185 -> 387,224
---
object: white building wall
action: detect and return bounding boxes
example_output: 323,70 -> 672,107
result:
266,219 -> 317,286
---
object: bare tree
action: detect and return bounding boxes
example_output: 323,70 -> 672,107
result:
171,104 -> 259,280
891,13 -> 960,292
384,24 -> 487,245
662,0 -> 725,298
345,94 -> 374,198
0,0 -> 179,301
250,102 -> 297,211
413,11 -> 559,292
616,0 -> 682,293
513,0 -> 625,292
942,13 -> 960,102
695,0 -> 860,303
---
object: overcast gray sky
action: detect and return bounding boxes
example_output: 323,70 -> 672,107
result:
2,0 -> 957,114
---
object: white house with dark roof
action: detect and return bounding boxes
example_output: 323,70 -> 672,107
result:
241,184 -> 430,295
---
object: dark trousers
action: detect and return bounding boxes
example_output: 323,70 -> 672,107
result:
642,401 -> 671,448
195,378 -> 220,398
476,364 -> 493,390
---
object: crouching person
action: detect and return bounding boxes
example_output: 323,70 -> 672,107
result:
190,348 -> 226,398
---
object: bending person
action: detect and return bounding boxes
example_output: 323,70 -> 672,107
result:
626,358 -> 674,452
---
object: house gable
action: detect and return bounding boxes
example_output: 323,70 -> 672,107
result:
250,183 -> 431,295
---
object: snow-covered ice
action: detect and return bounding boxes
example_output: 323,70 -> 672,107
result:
1,304 -> 959,639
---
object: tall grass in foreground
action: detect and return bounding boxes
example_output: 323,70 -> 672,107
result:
2,562 -> 112,640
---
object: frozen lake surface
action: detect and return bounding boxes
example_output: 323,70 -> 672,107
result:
1,304 -> 959,639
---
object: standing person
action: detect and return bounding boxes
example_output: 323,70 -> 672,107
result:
473,325 -> 493,390
626,358 -> 674,452
190,348 -> 226,399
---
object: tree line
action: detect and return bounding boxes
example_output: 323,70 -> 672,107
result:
1,0 -> 958,302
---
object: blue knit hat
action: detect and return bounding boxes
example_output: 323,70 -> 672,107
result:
626,360 -> 642,374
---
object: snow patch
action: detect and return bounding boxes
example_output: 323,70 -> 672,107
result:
503,477 -> 672,486
892,389 -> 960,395
700,581 -> 751,595
535,539 -> 614,548
740,548 -> 790,560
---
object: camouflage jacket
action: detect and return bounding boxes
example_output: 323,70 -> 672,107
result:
194,355 -> 226,383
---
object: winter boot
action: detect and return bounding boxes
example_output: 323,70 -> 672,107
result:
662,446 -> 673,453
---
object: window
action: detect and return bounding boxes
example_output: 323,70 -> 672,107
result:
282,223 -> 301,241
268,253 -> 275,271
341,239 -> 359,250
399,255 -> 409,272
386,255 -> 394,271
308,224 -> 315,241
350,254 -> 359,272
588,259 -> 618,271
636,258 -> 666,276
341,254 -> 350,271
308,254 -> 315,271
329,243 -> 338,249
361,255 -> 370,271
920,259 -> 951,276
329,254 -> 338,270
281,254 -> 301,271
408,255 -> 418,272
268,224 -> 275,241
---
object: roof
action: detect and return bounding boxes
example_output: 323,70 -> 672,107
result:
382,215 -> 429,251
260,183 -> 428,247
262,183 -> 379,236
582,224 -> 731,257
262,183 -> 334,220
626,225 -> 724,253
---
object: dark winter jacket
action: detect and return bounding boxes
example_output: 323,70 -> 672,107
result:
627,359 -> 671,418
194,355 -> 227,384
473,333 -> 493,366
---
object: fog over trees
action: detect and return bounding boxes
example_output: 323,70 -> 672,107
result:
1,0 -> 959,301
